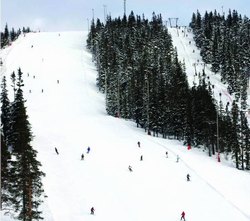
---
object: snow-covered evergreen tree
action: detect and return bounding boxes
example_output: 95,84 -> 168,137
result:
0,76 -> 12,209
7,68 -> 45,220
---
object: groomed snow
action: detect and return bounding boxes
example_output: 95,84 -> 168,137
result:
1,31 -> 250,221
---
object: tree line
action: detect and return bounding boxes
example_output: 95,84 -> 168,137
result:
87,11 -> 249,170
190,9 -> 250,169
1,68 -> 45,220
1,24 -> 31,48
190,9 -> 249,109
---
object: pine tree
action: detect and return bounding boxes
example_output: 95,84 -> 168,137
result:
10,28 -> 16,42
239,111 -> 250,170
210,27 -> 221,73
1,134 -> 11,210
244,119 -> 250,169
1,76 -> 11,142
231,100 -> 240,169
3,24 -> 9,46
1,75 -> 12,209
167,52 -> 189,140
8,68 -> 45,220
1,25 -> 22,48
10,71 -> 17,100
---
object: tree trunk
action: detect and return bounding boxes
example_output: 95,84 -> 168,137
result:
241,152 -> 244,170
245,152 -> 249,170
235,151 -> 239,169
23,180 -> 26,221
28,178 -> 32,220
212,142 -> 215,155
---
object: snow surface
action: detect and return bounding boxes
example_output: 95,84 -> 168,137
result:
1,30 -> 250,221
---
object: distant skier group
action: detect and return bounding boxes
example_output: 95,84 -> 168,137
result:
54,141 -> 190,219
54,146 -> 91,159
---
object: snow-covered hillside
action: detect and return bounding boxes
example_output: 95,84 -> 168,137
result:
169,27 -> 249,107
1,31 -> 250,221
169,26 -> 250,122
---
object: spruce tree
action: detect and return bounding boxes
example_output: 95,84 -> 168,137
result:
231,100 -> 240,169
239,111 -> 250,170
167,52 -> 189,140
3,24 -> 9,45
1,76 -> 12,209
10,71 -> 17,100
8,68 -> 45,220
10,28 -> 16,42
1,76 -> 11,142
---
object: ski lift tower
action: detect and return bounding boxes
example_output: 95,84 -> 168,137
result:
169,18 -> 179,36
168,17 -> 179,28
124,0 -> 126,16
103,5 -> 107,23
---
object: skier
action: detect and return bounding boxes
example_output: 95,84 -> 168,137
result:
128,165 -> 133,172
136,119 -> 139,127
217,152 -> 221,162
81,153 -> 84,160
140,155 -> 143,161
57,79 -> 59,84
180,211 -> 186,221
187,174 -> 190,181
137,141 -> 141,147
166,151 -> 168,158
87,146 -> 91,154
55,147 -> 59,155
90,207 -> 95,215
176,155 -> 180,162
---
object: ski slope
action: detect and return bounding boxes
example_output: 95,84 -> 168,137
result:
1,31 -> 250,221
168,27 -> 250,112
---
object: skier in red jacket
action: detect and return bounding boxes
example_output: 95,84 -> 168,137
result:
180,211 -> 186,221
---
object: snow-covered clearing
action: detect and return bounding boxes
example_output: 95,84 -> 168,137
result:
1,30 -> 250,221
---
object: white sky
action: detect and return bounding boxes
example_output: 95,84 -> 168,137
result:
1,0 -> 250,32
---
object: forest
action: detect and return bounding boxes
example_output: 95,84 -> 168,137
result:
86,10 -> 250,170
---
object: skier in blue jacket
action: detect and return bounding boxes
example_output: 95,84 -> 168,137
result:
87,146 -> 91,154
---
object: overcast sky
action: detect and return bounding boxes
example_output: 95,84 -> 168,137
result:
1,0 -> 250,32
